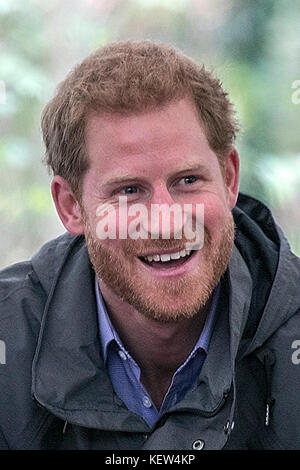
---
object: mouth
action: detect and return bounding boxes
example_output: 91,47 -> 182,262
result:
137,247 -> 199,276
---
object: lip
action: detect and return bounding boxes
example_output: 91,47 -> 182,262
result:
137,249 -> 200,278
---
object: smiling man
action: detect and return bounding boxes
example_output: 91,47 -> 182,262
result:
0,41 -> 300,450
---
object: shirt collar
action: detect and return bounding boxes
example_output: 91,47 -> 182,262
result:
95,275 -> 220,363
94,276 -> 124,363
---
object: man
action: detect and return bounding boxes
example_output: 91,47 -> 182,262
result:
0,40 -> 299,450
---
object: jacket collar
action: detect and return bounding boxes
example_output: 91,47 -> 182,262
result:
32,236 -> 252,432
32,236 -> 149,431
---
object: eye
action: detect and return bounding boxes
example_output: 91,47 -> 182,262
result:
121,185 -> 138,194
180,175 -> 198,185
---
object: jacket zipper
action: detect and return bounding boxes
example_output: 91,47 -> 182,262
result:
263,351 -> 276,426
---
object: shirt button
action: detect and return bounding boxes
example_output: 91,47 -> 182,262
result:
142,396 -> 152,408
118,350 -> 127,360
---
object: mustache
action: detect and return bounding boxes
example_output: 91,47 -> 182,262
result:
85,224 -> 211,256
122,229 -> 211,257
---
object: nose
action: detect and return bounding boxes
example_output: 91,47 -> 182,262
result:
141,182 -> 185,240
150,181 -> 174,207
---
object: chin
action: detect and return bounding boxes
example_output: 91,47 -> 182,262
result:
121,280 -> 213,323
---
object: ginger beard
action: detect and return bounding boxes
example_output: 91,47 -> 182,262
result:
83,207 -> 235,322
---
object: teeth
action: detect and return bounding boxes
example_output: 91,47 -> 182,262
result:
160,254 -> 171,262
143,249 -> 191,263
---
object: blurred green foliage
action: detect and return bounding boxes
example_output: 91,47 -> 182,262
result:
0,0 -> 299,268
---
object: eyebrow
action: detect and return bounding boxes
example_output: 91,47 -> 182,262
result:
171,163 -> 209,176
104,175 -> 144,187
104,163 -> 210,187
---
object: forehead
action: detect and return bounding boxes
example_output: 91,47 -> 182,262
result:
84,98 -> 217,178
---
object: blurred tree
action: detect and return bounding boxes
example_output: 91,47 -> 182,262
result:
0,0 -> 299,268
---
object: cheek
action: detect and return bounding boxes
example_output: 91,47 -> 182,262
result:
95,234 -> 124,252
201,197 -> 230,235
94,203 -> 143,241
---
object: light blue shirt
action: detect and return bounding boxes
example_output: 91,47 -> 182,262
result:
95,276 -> 219,428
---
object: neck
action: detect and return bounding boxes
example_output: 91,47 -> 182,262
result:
98,279 -> 209,408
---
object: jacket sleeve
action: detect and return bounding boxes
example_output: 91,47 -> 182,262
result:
266,307 -> 300,449
0,261 -> 45,449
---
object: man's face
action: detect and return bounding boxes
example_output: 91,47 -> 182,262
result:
81,98 -> 237,321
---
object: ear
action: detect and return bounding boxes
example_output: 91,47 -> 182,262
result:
224,147 -> 240,209
51,176 -> 84,235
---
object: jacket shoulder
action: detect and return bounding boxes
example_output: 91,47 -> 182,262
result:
0,233 -> 80,448
0,232 -> 81,321
30,232 -> 82,295
0,259 -> 37,300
